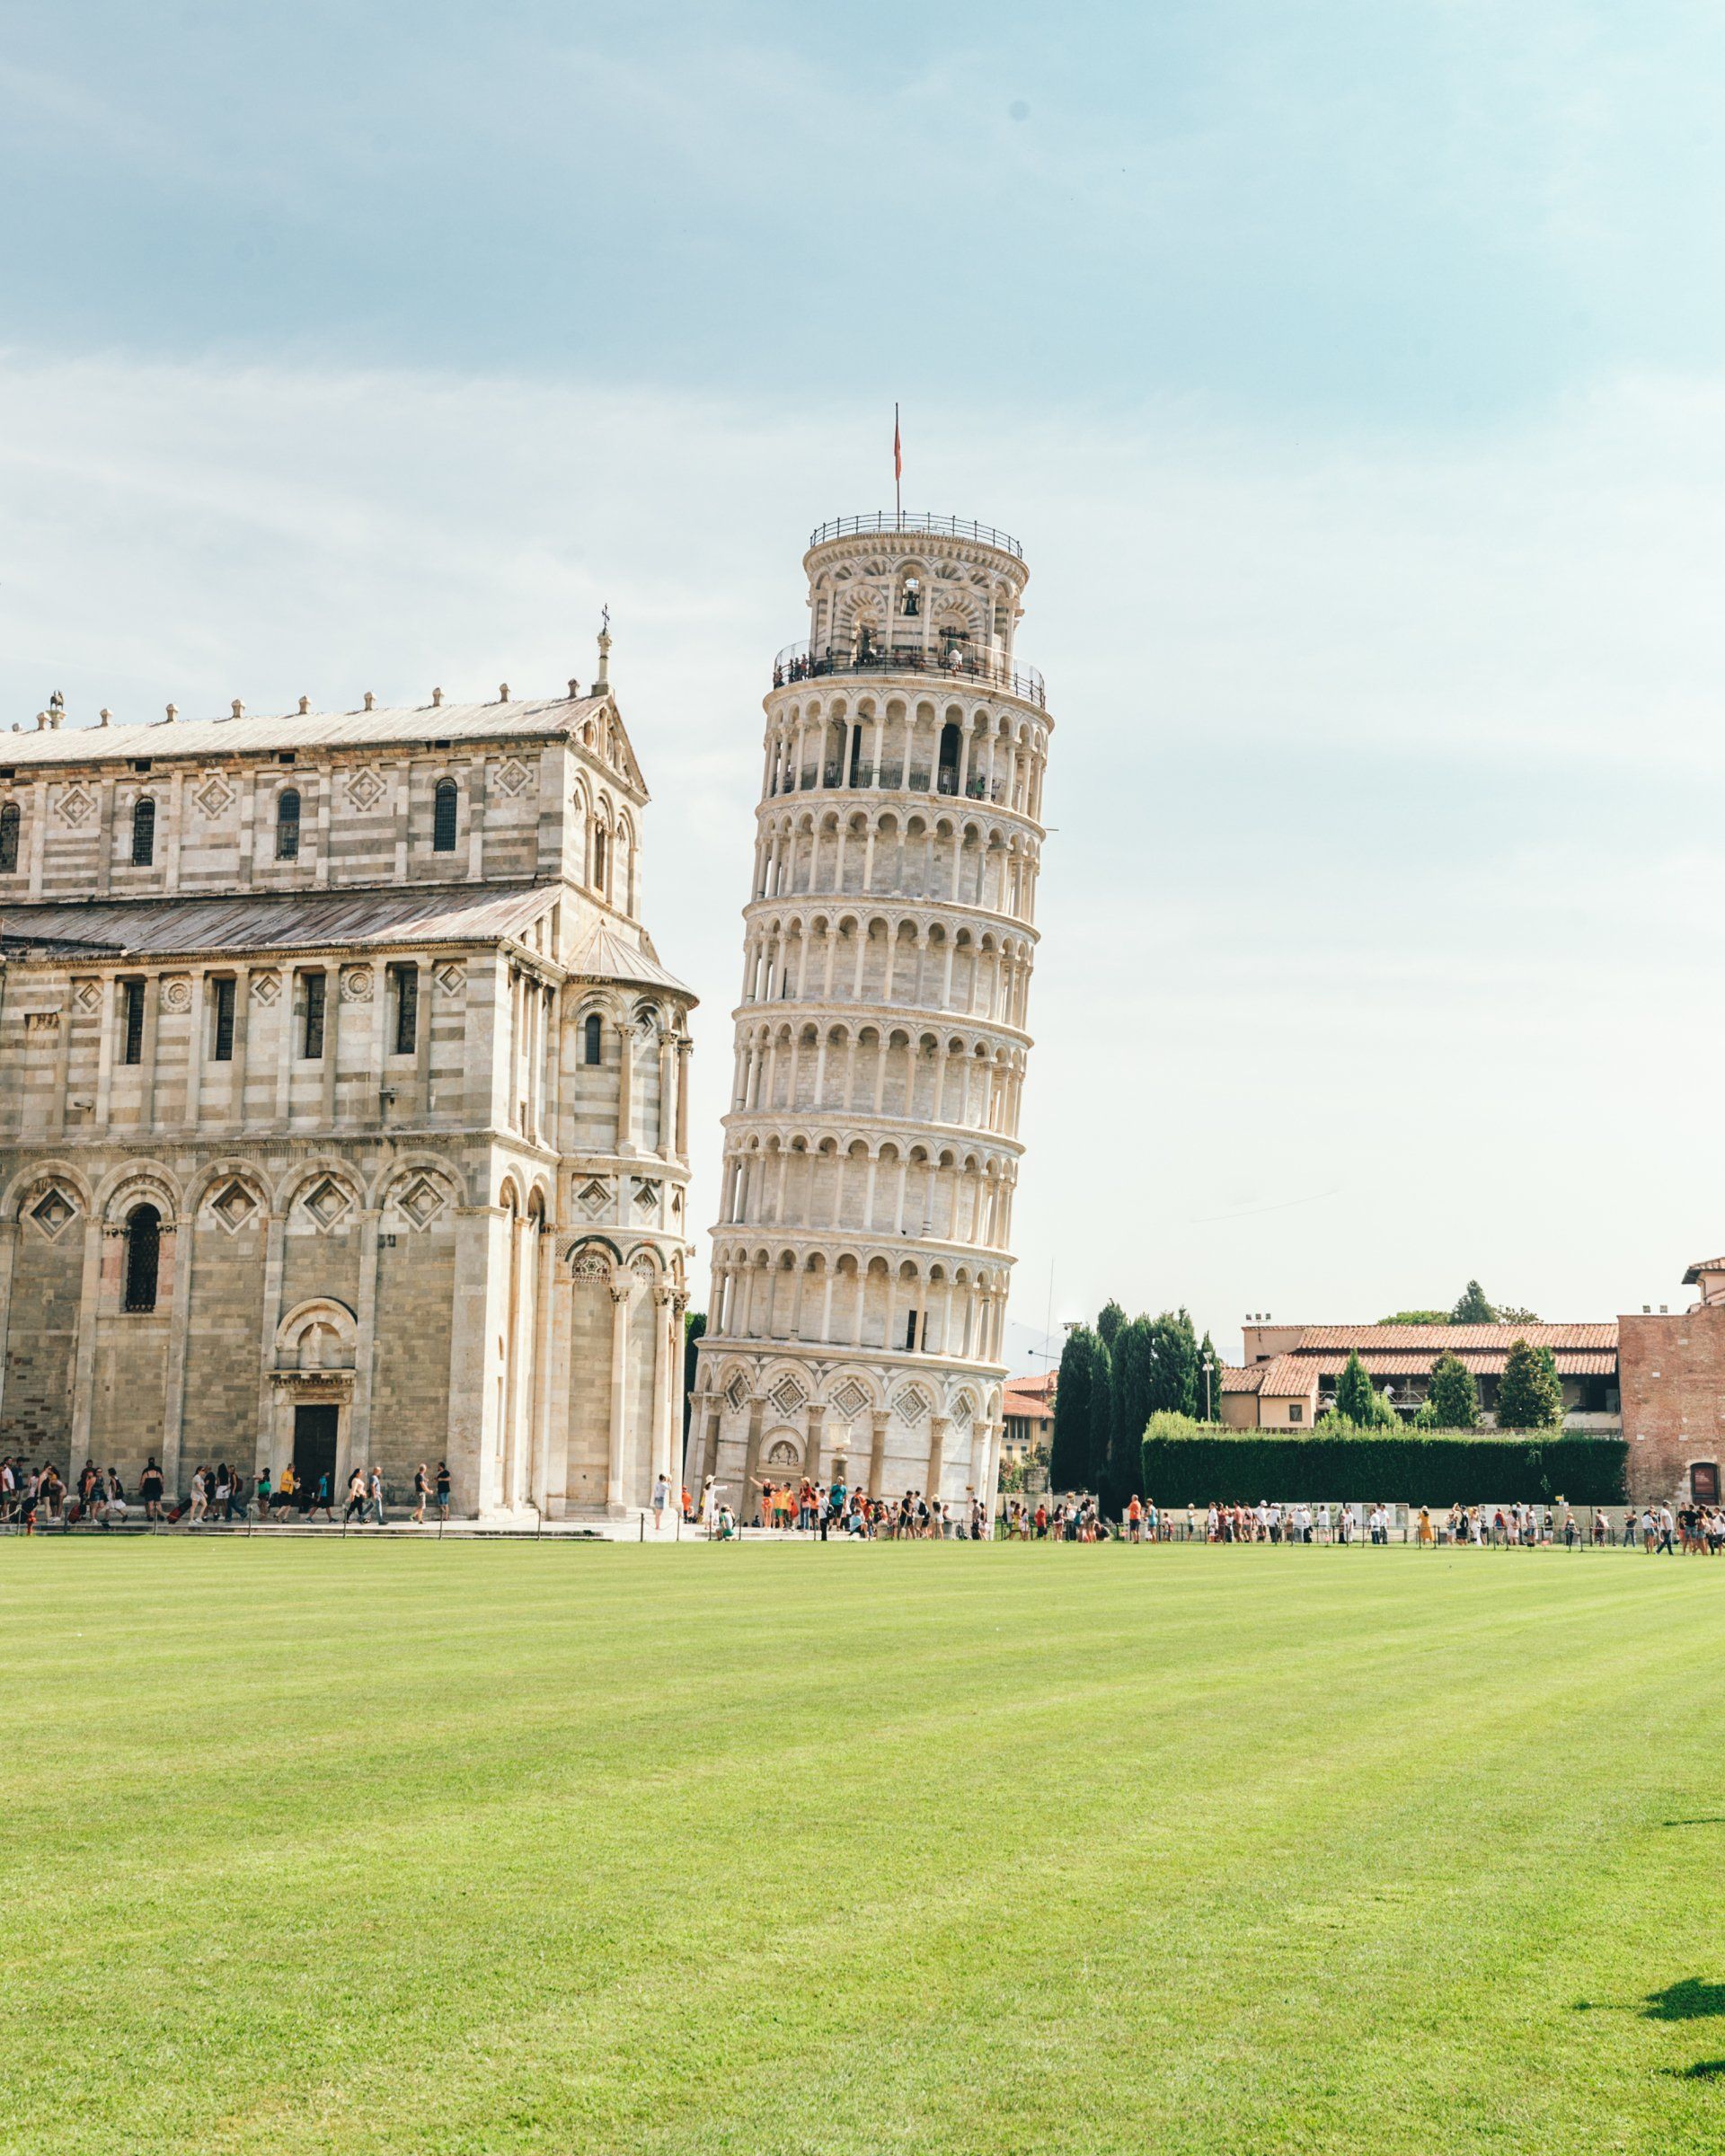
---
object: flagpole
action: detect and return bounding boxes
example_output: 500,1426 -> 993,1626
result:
894,402 -> 901,527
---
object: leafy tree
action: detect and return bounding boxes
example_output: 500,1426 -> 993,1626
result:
1426,1351 -> 1479,1431
682,1311 -> 707,1443
1332,1351 -> 1376,1427
1144,1308 -> 1199,1418
1497,1336 -> 1563,1430
1097,1300 -> 1128,1351
1088,1335 -> 1115,1494
1049,1327 -> 1098,1489
1450,1280 -> 1497,1324
1378,1309 -> 1448,1326
1496,1303 -> 1541,1325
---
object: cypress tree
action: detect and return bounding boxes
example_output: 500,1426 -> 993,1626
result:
1097,1299 -> 1127,1352
1450,1280 -> 1496,1324
1426,1351 -> 1478,1431
1497,1337 -> 1562,1430
1333,1350 -> 1376,1427
1088,1336 -> 1114,1494
682,1311 -> 707,1442
1049,1328 -> 1097,1489
1105,1316 -> 1156,1512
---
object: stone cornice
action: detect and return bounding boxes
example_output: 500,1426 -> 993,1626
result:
706,1223 -> 1016,1269
728,997 -> 1031,1050
717,1108 -> 1024,1160
754,787 -> 1046,843
739,893 -> 1039,944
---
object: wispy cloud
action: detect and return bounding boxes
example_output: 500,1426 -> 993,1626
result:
3,349 -> 1721,1341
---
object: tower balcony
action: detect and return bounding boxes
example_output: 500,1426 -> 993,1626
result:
772,640 -> 1046,713
807,512 -> 1025,561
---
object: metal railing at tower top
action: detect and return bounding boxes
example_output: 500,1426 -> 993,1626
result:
772,641 -> 1047,710
807,512 -> 1025,560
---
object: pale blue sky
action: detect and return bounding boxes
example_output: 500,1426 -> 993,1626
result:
4,5 -> 1724,1355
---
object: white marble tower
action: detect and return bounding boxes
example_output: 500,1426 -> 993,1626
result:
686,512 -> 1051,1516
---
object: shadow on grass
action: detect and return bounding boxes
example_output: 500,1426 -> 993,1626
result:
1643,1981 -> 1725,2023
1669,2059 -> 1725,2081
1663,1817 -> 1725,1828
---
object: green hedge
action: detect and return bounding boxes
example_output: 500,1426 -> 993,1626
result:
1138,1431 -> 1627,1507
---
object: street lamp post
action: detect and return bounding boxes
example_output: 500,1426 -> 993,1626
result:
1202,1352 -> 1215,1422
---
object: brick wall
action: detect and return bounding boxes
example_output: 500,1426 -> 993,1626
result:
1617,1307 -> 1725,1503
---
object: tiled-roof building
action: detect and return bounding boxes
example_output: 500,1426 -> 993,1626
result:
0,660 -> 695,1518
1222,1321 -> 1621,1433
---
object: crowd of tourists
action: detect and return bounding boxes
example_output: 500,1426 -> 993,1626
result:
697,1475 -> 992,1540
0,1454 -> 455,1532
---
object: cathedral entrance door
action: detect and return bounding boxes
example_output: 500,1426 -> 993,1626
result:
292,1404 -> 340,1503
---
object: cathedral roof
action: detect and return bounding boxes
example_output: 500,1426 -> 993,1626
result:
1,693 -> 616,768
0,884 -> 696,1001
0,881 -> 563,962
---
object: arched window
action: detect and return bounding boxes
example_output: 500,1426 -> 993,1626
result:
123,1203 -> 162,1313
0,800 -> 17,874
583,1012 -> 603,1065
937,721 -> 962,794
432,778 -> 458,853
275,788 -> 301,861
593,826 -> 607,890
130,797 -> 156,867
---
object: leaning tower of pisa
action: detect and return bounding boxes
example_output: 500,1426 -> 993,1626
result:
686,511 -> 1050,1519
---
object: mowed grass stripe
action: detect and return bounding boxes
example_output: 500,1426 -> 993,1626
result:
2,1542 -> 1721,2153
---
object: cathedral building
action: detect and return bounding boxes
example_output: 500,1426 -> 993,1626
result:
0,647 -> 694,1518
686,513 -> 1051,1513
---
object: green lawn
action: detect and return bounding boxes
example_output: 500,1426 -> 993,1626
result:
4,1539 -> 1723,2154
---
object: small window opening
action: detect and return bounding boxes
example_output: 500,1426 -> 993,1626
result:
583,1012 -> 603,1065
432,778 -> 458,853
302,971 -> 326,1060
123,1204 -> 161,1313
276,788 -> 301,860
212,977 -> 236,1062
0,800 -> 18,873
393,964 -> 418,1056
130,797 -> 156,866
120,977 -> 146,1065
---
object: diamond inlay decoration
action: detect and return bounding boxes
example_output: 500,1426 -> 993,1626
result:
632,1179 -> 661,1215
830,1377 -> 870,1421
57,785 -> 94,827
768,1375 -> 807,1418
435,962 -> 465,996
209,1180 -> 259,1234
346,767 -> 386,813
194,775 -> 234,818
724,1374 -> 748,1412
74,980 -> 102,1013
30,1187 -> 77,1240
892,1384 -> 932,1426
251,972 -> 281,1006
576,1178 -> 610,1220
302,1177 -> 352,1233
396,1175 -> 447,1231
492,756 -> 532,798
950,1395 -> 973,1431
